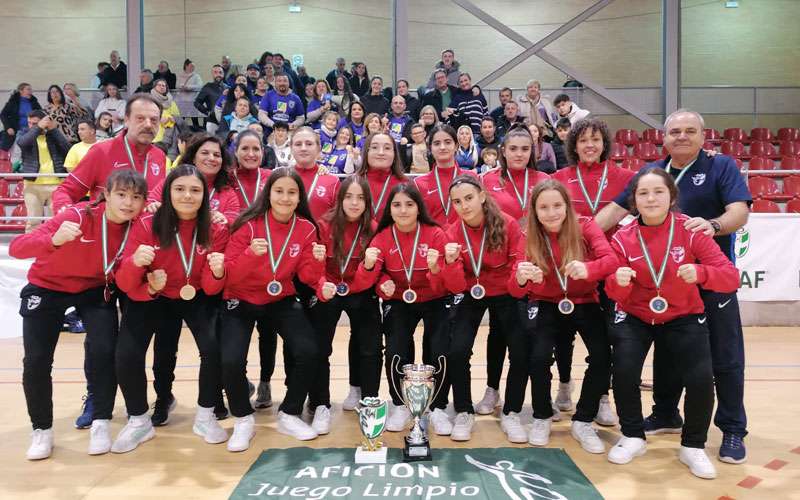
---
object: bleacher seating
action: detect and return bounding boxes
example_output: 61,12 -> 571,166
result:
751,199 -> 781,213
614,129 -> 640,146
786,199 -> 800,213
609,142 -> 630,161
750,127 -> 774,143
721,141 -> 748,159
777,128 -> 800,142
750,141 -> 779,160
748,157 -> 775,172
632,142 -> 661,161
724,127 -> 750,144
778,141 -> 800,158
620,158 -> 646,170
642,128 -> 664,145
704,128 -> 722,143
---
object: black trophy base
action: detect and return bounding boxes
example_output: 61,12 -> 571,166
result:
403,436 -> 432,462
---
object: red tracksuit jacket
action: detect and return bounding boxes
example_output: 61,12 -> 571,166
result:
482,168 -> 550,221
294,165 -> 340,222
9,202 -> 132,293
232,166 -> 270,211
552,161 -> 635,218
605,212 -> 740,324
413,164 -> 478,227
116,215 -> 229,301
508,217 -> 617,304
363,168 -> 406,221
148,176 -> 240,226
317,219 -> 378,298
440,212 -> 523,297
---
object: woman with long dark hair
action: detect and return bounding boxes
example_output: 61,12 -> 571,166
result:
510,179 -> 616,453
306,80 -> 335,129
361,183 -> 452,436
349,62 -> 370,97
356,132 -> 407,221
44,84 -> 80,143
215,83 -> 256,123
220,167 -> 326,451
605,167 -> 739,479
11,170 -> 146,460
112,165 -> 229,453
331,74 -> 358,116
439,175 -> 525,442
339,101 -> 366,147
232,130 -> 270,210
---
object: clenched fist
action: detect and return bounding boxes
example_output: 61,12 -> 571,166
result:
51,221 -> 82,247
132,244 -> 156,267
207,252 -> 225,278
363,247 -> 380,270
211,210 -> 228,225
380,279 -> 396,297
426,248 -> 440,273
677,263 -> 698,284
615,267 -> 637,287
249,238 -> 268,256
516,261 -> 543,286
312,243 -> 327,262
146,269 -> 167,294
444,243 -> 461,264
564,260 -> 588,280
321,281 -> 337,300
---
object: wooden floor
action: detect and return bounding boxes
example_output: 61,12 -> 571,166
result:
0,326 -> 798,500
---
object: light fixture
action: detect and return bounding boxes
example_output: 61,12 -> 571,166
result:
289,2 -> 301,13
725,1 -> 739,8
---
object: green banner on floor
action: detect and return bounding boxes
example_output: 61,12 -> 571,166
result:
230,447 -> 602,500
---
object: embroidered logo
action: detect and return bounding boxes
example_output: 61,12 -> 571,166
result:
308,295 -> 318,308
527,304 -> 538,320
453,293 -> 464,305
692,173 -> 706,186
289,243 -> 301,258
150,164 -> 160,176
195,245 -> 207,256
316,185 -> 326,198
210,198 -> 220,211
614,310 -> 627,324
226,299 -> 239,310
27,295 -> 42,311
418,243 -> 429,258
670,246 -> 685,264
112,161 -> 129,169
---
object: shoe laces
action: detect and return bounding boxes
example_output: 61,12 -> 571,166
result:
455,413 -> 471,426
575,422 -> 598,439
722,434 -> 743,449
504,414 -> 522,427
532,419 -> 549,431
31,429 -> 47,443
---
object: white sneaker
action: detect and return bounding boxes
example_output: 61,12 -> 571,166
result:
227,415 -> 255,452
386,402 -> 411,432
88,419 -> 112,455
193,406 -> 228,444
528,418 -> 551,446
342,386 -> 361,411
474,387 -> 501,415
608,436 -> 647,464
311,405 -> 331,435
679,446 -> 717,479
571,421 -> 605,454
555,380 -> 574,411
277,411 -> 318,441
451,412 -> 474,441
551,401 -> 562,422
594,395 -> 619,426
429,408 -> 453,436
500,412 -> 528,443
111,414 -> 155,453
26,428 -> 53,460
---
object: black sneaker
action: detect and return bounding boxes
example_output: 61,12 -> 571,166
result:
214,402 -> 230,420
151,395 -> 177,426
718,433 -> 747,464
643,412 -> 683,435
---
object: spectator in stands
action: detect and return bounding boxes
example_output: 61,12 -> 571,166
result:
496,101 -> 525,139
258,74 -> 305,132
349,62 -> 370,97
551,118 -> 571,170
426,49 -> 462,89
489,87 -> 513,124
252,77 -> 271,107
529,124 -> 556,173
418,104 -> 440,138
296,65 -> 314,88
135,70 -> 155,94
331,75 -> 358,116
154,60 -> 177,89
387,95 -> 411,144
267,121 -> 293,168
301,82 -> 315,109
101,50 -> 127,89
361,76 -> 390,117
94,83 -> 125,133
455,125 -> 479,171
216,83 -> 255,124
408,122 -> 430,174
95,112 -> 115,140
318,111 -> 339,155
518,79 -> 557,136
563,75 -> 584,88
217,97 -> 259,139
396,79 -> 420,121
272,53 -> 302,95
194,64 -> 226,132
447,73 -> 487,134
220,55 -> 240,83
421,69 -> 458,121
63,83 -> 92,123
177,59 -> 203,92
306,80 -> 334,129
340,101 -> 366,146
480,146 -> 498,171
18,110 -> 70,231
263,63 -> 276,89
1,83 -> 42,151
91,62 -> 109,89
245,64 -> 260,93
322,125 -> 356,174
258,51 -> 273,74
326,57 -> 352,91
44,85 -> 80,144
554,93 -> 590,125
151,79 -> 182,153
64,119 -> 98,172
475,117 -> 499,169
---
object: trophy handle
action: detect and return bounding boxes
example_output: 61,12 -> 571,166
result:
427,355 -> 447,411
389,354 -> 405,404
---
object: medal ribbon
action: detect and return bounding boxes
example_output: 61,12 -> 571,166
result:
265,213 -> 297,278
123,135 -> 150,181
433,166 -> 457,216
339,224 -> 362,278
392,223 -> 421,287
460,221 -> 486,281
235,168 -> 261,208
101,213 -> 131,276
575,162 -> 608,215
174,226 -> 199,282
543,234 -> 568,295
372,174 -> 392,217
508,169 -> 530,211
636,213 -> 675,292
666,156 -> 698,185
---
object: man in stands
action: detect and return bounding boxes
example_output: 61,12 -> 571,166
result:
554,93 -> 590,125
326,57 -> 352,91
194,64 -> 226,133
134,70 -> 154,94
426,49 -> 462,89
101,50 -> 127,89
422,69 -> 458,121
495,100 -> 525,139
489,87 -> 512,124
518,79 -> 557,136
258,74 -> 305,132
595,108 -> 752,465
64,119 -> 99,172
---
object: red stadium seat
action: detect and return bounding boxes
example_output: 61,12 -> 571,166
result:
621,158 -> 646,170
610,142 -> 630,161
748,177 -> 780,198
631,142 -> 660,161
704,129 -> 722,143
721,141 -> 748,159
0,150 -> 9,161
0,158 -> 11,173
778,128 -> 800,142
748,157 -> 775,171
778,141 -> 800,158
786,199 -> 800,213
642,128 -> 664,145
780,156 -> 800,170
615,129 -> 640,147
0,179 -> 8,198
751,199 -> 781,213
702,141 -> 717,151
724,127 -> 750,144
11,182 -> 24,199
750,141 -> 779,160
750,128 -> 774,143
783,176 -> 800,198
11,204 -> 26,225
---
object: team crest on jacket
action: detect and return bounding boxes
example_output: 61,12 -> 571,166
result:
289,243 -> 301,258
308,295 -> 318,308
692,173 -> 706,186
210,198 -> 220,211
417,243 -> 429,258
315,185 -> 326,198
150,163 -> 160,176
453,293 -> 464,305
670,246 -> 685,264
527,304 -> 538,319
196,245 -> 207,256
27,295 -> 42,311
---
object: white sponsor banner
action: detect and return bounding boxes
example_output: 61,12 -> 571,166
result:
735,213 -> 800,301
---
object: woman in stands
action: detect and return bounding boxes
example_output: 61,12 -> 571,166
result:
95,112 -> 115,140
220,167 -> 326,451
306,175 -> 380,431
339,101 -> 366,148
94,83 -> 125,133
360,183 -> 452,436
605,167 -> 739,479
528,124 -> 557,174
509,179 -> 616,452
11,170 -> 146,460
440,175 -> 524,442
112,165 -> 229,454
322,126 -> 355,175
356,132 -> 407,221
331,75 -> 359,116
306,80 -> 335,130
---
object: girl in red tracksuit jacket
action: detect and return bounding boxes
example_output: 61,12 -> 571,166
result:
509,179 -> 617,453
291,126 -> 340,221
413,123 -> 478,227
355,131 -> 408,221
220,167 -> 326,452
113,164 -> 229,455
10,169 -> 147,461
359,182 -> 453,436
438,175 -> 526,443
305,176 -> 381,433
604,167 -> 739,480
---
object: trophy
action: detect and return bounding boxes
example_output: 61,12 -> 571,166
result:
354,397 -> 388,464
390,355 -> 447,462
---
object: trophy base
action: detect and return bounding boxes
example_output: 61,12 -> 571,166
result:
403,436 -> 432,462
355,446 -> 388,464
